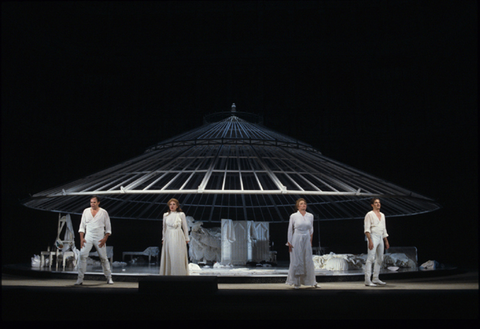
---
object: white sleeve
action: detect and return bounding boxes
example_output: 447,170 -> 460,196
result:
181,212 -> 190,242
162,213 -> 167,241
287,215 -> 294,245
103,210 -> 112,235
382,214 -> 389,238
78,209 -> 87,233
364,212 -> 372,234
309,213 -> 314,236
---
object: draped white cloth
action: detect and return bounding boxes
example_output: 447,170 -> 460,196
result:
160,211 -> 190,275
285,211 -> 317,287
189,220 -> 222,263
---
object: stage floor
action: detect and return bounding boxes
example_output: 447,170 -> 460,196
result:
2,263 -> 478,321
2,261 -> 464,283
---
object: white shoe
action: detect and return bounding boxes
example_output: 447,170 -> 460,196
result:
74,279 -> 83,285
372,279 -> 386,285
107,277 -> 114,284
313,283 -> 319,288
365,282 -> 377,287
294,285 -> 300,289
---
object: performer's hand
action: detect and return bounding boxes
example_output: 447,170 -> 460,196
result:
98,237 -> 107,248
288,242 -> 293,253
80,238 -> 86,249
368,240 -> 374,250
384,239 -> 390,250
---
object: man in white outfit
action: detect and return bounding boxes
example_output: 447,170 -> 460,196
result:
364,198 -> 390,287
75,196 -> 113,285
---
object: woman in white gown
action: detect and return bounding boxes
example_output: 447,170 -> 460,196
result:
160,198 -> 190,275
285,198 -> 318,289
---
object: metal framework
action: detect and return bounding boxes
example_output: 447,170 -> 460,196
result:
23,109 -> 440,222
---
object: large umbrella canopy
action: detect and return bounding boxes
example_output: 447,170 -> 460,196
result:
23,109 -> 440,222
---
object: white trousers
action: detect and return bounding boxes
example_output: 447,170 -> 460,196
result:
365,234 -> 384,282
78,237 -> 111,280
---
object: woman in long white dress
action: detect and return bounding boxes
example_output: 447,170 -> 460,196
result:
285,198 -> 318,289
159,198 -> 190,275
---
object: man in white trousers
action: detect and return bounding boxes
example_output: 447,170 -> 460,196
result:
364,198 -> 390,287
75,196 -> 113,285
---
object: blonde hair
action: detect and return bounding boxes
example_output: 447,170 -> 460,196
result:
295,198 -> 307,210
167,198 -> 183,213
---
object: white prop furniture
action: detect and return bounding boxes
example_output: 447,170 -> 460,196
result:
122,246 -> 160,264
220,219 -> 271,266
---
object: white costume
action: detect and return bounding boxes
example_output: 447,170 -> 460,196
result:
160,211 -> 190,275
285,211 -> 317,287
364,210 -> 389,283
77,207 -> 112,281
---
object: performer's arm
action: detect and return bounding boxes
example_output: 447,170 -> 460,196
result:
79,211 -> 87,249
98,233 -> 110,248
364,213 -> 373,250
287,216 -> 294,252
162,214 -> 166,244
79,232 -> 86,249
310,215 -> 314,246
181,212 -> 190,244
97,211 -> 112,247
365,232 -> 374,250
383,237 -> 390,250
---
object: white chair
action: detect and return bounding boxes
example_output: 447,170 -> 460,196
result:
56,214 -> 76,270
40,249 -> 55,268
40,214 -> 77,270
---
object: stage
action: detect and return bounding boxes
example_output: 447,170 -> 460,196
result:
2,260 -> 464,284
2,262 -> 478,321
2,249 -> 477,321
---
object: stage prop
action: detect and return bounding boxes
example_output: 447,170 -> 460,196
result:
23,109 -> 440,223
187,218 -> 272,266
89,246 -> 114,264
122,246 -> 160,264
312,249 -> 418,271
420,260 -> 441,270
220,219 -> 271,266
188,217 -> 222,264
39,214 -> 78,270
386,246 -> 418,266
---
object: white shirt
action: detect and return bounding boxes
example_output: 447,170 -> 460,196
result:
79,207 -> 112,239
364,210 -> 388,238
287,211 -> 314,245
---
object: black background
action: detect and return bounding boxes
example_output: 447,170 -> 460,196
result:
2,1 -> 477,268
